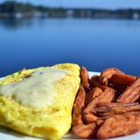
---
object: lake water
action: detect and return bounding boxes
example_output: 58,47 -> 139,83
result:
0,18 -> 140,77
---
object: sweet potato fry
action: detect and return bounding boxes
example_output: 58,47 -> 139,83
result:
83,113 -> 98,124
110,73 -> 137,86
72,85 -> 86,126
90,75 -> 108,91
99,68 -> 125,86
80,67 -> 91,91
84,88 -> 115,114
110,83 -> 127,93
83,87 -> 103,124
83,88 -> 116,124
72,104 -> 83,126
73,66 -> 140,139
95,119 -> 104,126
117,77 -> 140,103
98,111 -> 140,121
72,122 -> 98,139
86,87 -> 103,106
96,103 -> 140,116
96,102 -> 139,108
97,113 -> 140,139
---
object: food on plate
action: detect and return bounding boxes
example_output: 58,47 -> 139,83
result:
72,67 -> 140,139
72,85 -> 86,126
84,87 -> 115,115
83,87 -> 115,123
80,66 -> 91,91
95,102 -> 140,116
109,73 -> 137,93
0,63 -> 80,140
90,75 -> 108,91
72,122 -> 98,138
96,102 -> 139,108
117,77 -> 140,103
97,113 -> 140,139
109,73 -> 137,86
99,67 -> 125,85
1,64 -> 140,140
110,83 -> 127,92
86,87 -> 103,105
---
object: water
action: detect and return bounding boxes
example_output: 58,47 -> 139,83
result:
0,18 -> 140,77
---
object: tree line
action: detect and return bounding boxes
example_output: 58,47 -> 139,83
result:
0,1 -> 140,19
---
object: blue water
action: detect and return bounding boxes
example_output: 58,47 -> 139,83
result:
0,18 -> 140,77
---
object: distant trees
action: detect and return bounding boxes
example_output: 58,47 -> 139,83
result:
0,1 -> 35,13
0,1 -> 140,19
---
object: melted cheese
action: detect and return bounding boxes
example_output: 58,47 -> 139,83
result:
0,68 -> 67,108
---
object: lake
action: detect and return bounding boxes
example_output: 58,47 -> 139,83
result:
0,18 -> 140,77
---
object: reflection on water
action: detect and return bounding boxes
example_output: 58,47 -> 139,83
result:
0,18 -> 140,77
0,18 -> 34,29
1,18 -> 140,29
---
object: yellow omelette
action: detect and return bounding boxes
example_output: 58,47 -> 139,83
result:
0,63 -> 80,140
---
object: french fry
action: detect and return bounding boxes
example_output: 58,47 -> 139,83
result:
72,67 -> 140,139
110,73 -> 137,85
72,123 -> 98,139
117,77 -> 140,103
95,103 -> 140,116
83,113 -> 98,124
97,113 -> 140,139
86,87 -> 102,106
110,83 -> 127,93
72,85 -> 86,126
96,102 -> 139,108
83,88 -> 115,123
90,75 -> 108,91
95,119 -> 104,126
99,68 -> 125,85
80,67 -> 91,91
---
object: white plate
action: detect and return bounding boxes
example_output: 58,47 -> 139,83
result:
0,71 -> 140,140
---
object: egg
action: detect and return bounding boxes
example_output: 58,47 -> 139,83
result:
0,63 -> 80,140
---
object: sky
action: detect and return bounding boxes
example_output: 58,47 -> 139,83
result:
0,0 -> 140,9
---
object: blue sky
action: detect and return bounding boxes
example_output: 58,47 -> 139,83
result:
0,0 -> 140,9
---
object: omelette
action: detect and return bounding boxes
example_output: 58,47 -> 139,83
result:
0,63 -> 80,140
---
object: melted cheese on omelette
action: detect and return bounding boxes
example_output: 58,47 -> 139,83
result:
0,69 -> 68,108
0,63 -> 80,140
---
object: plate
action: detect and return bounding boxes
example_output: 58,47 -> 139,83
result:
0,72 -> 140,140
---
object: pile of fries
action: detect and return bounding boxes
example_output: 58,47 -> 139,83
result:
72,67 -> 140,139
